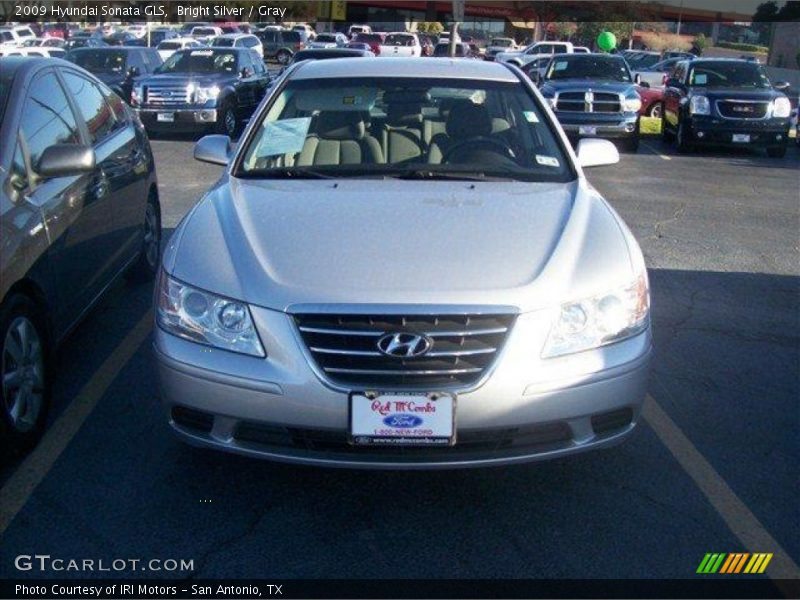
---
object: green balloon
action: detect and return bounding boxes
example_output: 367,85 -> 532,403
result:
597,31 -> 617,52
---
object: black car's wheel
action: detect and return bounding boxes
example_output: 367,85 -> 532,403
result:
0,294 -> 50,454
675,120 -> 693,153
276,50 -> 291,65
767,146 -> 787,158
126,191 -> 161,282
661,117 -> 675,143
216,101 -> 238,136
621,134 -> 640,153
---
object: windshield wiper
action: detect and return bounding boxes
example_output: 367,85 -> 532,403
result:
380,169 -> 521,182
239,167 -> 336,179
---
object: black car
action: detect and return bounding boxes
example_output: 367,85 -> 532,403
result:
64,37 -> 107,51
147,28 -> 179,47
133,47 -> 271,135
256,29 -> 307,64
537,53 -> 643,152
65,47 -> 162,103
662,58 -> 792,157
0,57 -> 161,452
103,32 -> 145,47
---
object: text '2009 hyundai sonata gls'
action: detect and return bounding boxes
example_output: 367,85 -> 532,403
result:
155,58 -> 651,468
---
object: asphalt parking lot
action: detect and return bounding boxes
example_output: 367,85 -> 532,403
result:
0,135 -> 797,582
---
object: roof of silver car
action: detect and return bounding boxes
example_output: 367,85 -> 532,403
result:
292,57 -> 519,82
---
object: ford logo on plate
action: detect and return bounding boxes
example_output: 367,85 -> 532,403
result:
383,414 -> 423,428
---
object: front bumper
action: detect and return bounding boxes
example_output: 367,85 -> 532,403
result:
155,305 -> 652,469
685,115 -> 790,147
555,111 -> 640,139
136,107 -> 218,131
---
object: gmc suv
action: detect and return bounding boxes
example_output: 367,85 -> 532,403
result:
132,47 -> 270,136
662,58 -> 792,157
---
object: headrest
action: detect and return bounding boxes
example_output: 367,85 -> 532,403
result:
315,112 -> 366,140
446,102 -> 492,139
386,103 -> 423,127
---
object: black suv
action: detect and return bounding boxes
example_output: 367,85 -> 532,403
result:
256,29 -> 307,65
132,47 -> 270,135
65,47 -> 162,103
662,58 -> 792,157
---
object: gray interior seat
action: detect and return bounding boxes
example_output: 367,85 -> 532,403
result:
382,103 -> 425,164
294,112 -> 384,166
427,102 -> 493,164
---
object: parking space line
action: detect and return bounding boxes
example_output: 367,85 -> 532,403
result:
641,141 -> 671,160
0,311 -> 153,536
642,396 -> 800,583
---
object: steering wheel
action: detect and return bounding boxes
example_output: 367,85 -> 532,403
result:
441,137 -> 517,164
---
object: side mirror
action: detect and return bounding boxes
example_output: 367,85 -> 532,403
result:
194,135 -> 231,166
639,81 -> 650,89
773,81 -> 790,91
240,66 -> 252,78
126,65 -> 140,78
634,73 -> 641,85
576,138 -> 620,168
37,144 -> 95,178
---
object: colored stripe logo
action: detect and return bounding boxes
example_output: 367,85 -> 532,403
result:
697,553 -> 773,574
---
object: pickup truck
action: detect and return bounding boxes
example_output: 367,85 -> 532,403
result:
537,53 -> 643,152
495,41 -> 573,67
132,47 -> 270,136
484,37 -> 517,61
378,32 -> 422,57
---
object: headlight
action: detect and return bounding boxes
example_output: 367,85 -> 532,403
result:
187,83 -> 220,104
157,273 -> 265,357
623,96 -> 642,112
689,95 -> 711,115
772,96 -> 791,118
542,273 -> 650,359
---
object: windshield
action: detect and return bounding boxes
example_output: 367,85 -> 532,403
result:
68,50 -> 128,72
0,72 -> 11,122
158,41 -> 182,50
546,56 -> 632,82
193,28 -> 216,36
384,34 -> 415,46
156,49 -> 238,73
211,37 -> 235,47
315,34 -> 337,43
688,62 -> 770,88
237,77 -> 573,183
0,31 -> 12,42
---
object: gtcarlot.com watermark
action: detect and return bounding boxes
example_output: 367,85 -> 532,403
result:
15,554 -> 194,573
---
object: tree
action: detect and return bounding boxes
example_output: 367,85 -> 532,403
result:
417,22 -> 445,35
752,1 -> 779,43
548,22 -> 577,41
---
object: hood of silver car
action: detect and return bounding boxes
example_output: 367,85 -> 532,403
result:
165,178 -> 636,312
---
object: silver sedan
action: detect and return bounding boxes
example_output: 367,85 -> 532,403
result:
155,58 -> 651,468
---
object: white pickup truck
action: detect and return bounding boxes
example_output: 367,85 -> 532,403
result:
378,32 -> 422,57
496,41 -> 574,67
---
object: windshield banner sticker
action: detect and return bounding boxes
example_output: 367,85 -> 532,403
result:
536,155 -> 560,167
255,118 -> 312,157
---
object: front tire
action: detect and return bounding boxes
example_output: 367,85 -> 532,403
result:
767,146 -> 786,158
675,119 -> 693,153
648,102 -> 662,119
126,191 -> 161,282
0,294 -> 50,454
216,101 -> 238,137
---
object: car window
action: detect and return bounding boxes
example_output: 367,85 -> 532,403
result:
239,77 -> 573,183
251,53 -> 267,75
20,71 -> 81,173
546,55 -> 632,82
62,71 -> 120,145
688,62 -> 770,89
157,49 -> 238,73
67,49 -> 128,73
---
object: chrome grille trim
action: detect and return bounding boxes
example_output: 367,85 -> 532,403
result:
554,91 -> 623,113
143,85 -> 190,107
294,312 -> 516,389
715,99 -> 771,120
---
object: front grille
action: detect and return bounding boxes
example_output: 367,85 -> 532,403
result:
294,313 -> 516,389
143,84 -> 189,107
556,91 -> 621,113
591,407 -> 633,435
171,406 -> 213,433
716,99 -> 769,119
234,420 -> 572,457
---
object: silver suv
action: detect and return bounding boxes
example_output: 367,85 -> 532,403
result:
155,58 -> 651,468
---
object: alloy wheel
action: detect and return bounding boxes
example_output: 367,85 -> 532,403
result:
2,316 -> 44,433
143,201 -> 160,269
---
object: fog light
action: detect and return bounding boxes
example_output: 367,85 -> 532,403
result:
696,131 -> 705,139
776,134 -> 783,140
625,123 -> 635,132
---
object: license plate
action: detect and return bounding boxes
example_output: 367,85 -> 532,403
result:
579,125 -> 597,135
350,392 -> 456,446
157,112 -> 174,123
732,133 -> 750,143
